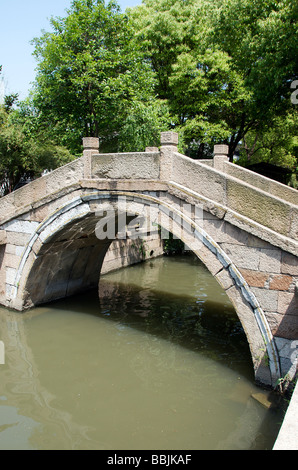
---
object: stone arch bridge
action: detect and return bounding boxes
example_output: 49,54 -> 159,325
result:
0,132 -> 297,389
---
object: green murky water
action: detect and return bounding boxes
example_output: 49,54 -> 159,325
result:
0,255 -> 285,450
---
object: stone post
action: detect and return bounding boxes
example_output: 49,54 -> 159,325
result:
159,132 -> 179,181
213,144 -> 229,172
83,137 -> 99,179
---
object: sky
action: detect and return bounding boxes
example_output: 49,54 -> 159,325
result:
0,0 -> 142,101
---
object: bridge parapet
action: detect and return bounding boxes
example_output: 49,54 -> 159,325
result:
168,151 -> 297,252
0,132 -> 297,250
223,161 -> 298,207
0,158 -> 85,225
0,131 -> 297,388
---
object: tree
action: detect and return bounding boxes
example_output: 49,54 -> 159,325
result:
210,0 -> 298,160
129,0 -> 298,161
118,99 -> 171,152
0,66 -> 74,195
0,103 -> 74,194
238,110 -> 298,186
31,0 -> 161,153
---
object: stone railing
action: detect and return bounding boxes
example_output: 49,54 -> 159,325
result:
0,132 -> 297,250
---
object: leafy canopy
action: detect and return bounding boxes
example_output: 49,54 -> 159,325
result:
32,0 -> 165,152
129,0 -> 298,160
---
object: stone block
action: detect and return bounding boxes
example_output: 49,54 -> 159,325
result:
197,243 -> 223,275
13,177 -> 46,211
239,268 -> 268,288
220,243 -> 260,270
30,205 -> 50,223
259,248 -> 281,274
6,267 -> 16,286
226,284 -> 273,386
91,153 -> 160,180
5,244 -> 16,255
44,159 -> 84,196
172,154 -> 227,206
214,144 -> 229,156
247,233 -> 272,249
5,232 -> 31,246
289,206 -> 298,240
266,312 -> 298,339
160,131 -> 179,147
264,311 -> 282,336
278,291 -> 298,316
270,274 -> 293,291
275,337 -> 298,365
213,155 -> 229,172
3,219 -> 39,235
251,287 -> 278,312
226,178 -> 292,237
281,252 -> 298,275
4,253 -> 21,270
83,137 -> 99,151
15,246 -> 25,257
215,267 -> 234,290
0,230 -> 6,245
205,218 -> 248,245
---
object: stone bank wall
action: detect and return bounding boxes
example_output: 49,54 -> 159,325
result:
101,233 -> 164,275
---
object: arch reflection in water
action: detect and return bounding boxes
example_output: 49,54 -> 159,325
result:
99,256 -> 252,377
0,255 -> 285,450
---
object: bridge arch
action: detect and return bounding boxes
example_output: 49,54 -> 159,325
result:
10,189 -> 279,387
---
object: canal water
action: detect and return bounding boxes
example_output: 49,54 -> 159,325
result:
0,255 -> 286,450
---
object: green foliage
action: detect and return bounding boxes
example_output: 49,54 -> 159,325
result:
163,232 -> 185,255
129,0 -> 298,162
2,0 -> 298,188
31,0 -> 159,152
0,95 -> 74,194
4,93 -> 19,113
118,99 -> 171,152
237,110 -> 298,186
239,111 -> 298,168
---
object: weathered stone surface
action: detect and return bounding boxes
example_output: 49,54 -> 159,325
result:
5,232 -> 31,247
214,144 -> 229,156
289,206 -> 298,240
266,311 -> 298,339
91,153 -> 160,180
3,219 -> 39,235
214,155 -> 229,172
160,131 -> 179,147
82,137 -> 99,151
270,274 -> 293,291
278,291 -> 298,316
172,154 -> 227,207
226,284 -> 273,386
251,287 -> 278,312
259,248 -> 281,273
6,267 -> 16,286
0,230 -> 6,245
225,161 -> 298,206
0,133 -> 297,389
226,178 -> 293,237
215,268 -> 235,290
240,268 -> 268,288
221,244 -> 260,270
281,251 -> 298,275
3,253 -> 21,270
